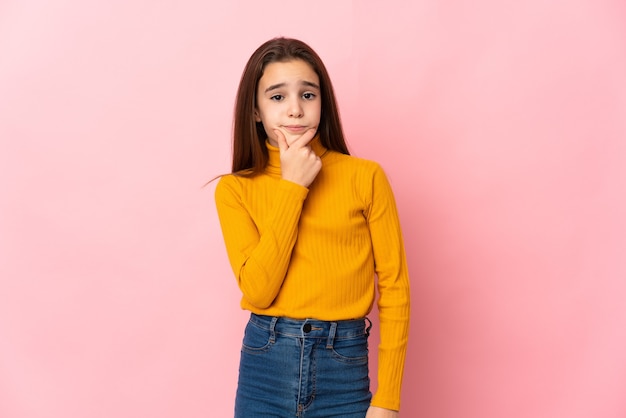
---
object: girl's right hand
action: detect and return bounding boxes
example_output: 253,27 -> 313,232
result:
274,129 -> 322,188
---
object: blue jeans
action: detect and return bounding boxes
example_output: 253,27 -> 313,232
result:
235,314 -> 372,417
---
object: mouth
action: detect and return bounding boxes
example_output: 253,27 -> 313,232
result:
282,125 -> 308,134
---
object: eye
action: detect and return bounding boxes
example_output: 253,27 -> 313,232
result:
302,92 -> 316,100
270,95 -> 284,101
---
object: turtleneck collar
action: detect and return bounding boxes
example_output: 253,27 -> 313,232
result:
265,135 -> 328,174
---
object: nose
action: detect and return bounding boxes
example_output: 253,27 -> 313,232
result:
288,99 -> 303,118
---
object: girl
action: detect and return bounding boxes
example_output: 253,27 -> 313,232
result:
215,37 -> 410,418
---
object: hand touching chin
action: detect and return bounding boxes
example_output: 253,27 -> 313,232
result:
280,127 -> 316,147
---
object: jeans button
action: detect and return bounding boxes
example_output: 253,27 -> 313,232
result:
303,323 -> 312,333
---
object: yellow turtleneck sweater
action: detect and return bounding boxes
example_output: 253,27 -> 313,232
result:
215,137 -> 410,411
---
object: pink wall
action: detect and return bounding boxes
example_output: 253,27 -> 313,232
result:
1,1 -> 625,417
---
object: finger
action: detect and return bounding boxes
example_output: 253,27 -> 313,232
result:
289,128 -> 317,149
273,129 -> 288,152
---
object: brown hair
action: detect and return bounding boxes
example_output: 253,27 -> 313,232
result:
231,37 -> 349,175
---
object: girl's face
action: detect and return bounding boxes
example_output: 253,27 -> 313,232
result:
255,59 -> 321,147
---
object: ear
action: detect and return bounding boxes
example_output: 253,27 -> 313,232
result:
254,108 -> 261,122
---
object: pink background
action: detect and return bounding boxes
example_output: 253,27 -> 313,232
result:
1,1 -> 625,417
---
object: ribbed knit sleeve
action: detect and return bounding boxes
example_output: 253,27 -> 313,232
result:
365,165 -> 411,411
215,174 -> 309,309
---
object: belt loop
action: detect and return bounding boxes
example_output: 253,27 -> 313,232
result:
326,322 -> 338,349
365,317 -> 372,336
269,316 -> 278,343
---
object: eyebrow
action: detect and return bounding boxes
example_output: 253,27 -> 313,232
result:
264,80 -> 320,93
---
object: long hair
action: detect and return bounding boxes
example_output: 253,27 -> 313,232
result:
232,37 -> 349,175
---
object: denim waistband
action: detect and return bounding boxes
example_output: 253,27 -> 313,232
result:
249,313 -> 371,339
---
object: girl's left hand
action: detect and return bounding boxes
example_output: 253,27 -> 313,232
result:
366,406 -> 399,418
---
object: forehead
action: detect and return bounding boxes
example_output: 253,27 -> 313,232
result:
259,59 -> 319,86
